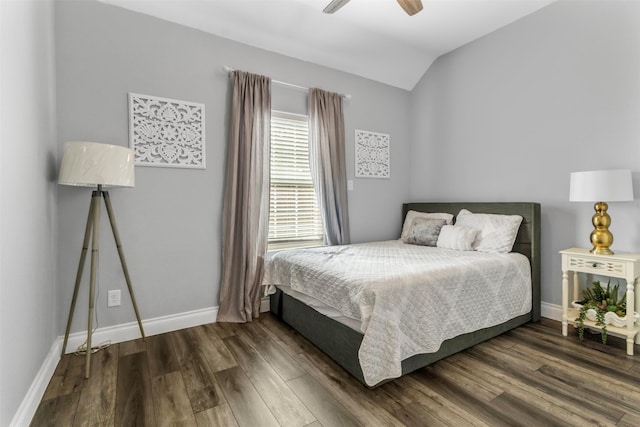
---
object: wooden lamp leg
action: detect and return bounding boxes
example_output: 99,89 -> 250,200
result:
85,190 -> 102,378
103,191 -> 146,340
61,195 -> 96,357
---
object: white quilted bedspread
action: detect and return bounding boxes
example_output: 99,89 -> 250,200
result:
263,240 -> 532,386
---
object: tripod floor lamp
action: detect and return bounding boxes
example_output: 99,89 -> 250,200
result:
58,141 -> 145,378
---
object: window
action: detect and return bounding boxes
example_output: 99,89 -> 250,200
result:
268,111 -> 324,250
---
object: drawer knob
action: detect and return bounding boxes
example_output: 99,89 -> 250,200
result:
593,263 -> 598,268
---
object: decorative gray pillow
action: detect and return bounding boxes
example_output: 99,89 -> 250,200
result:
405,217 -> 447,246
400,210 -> 454,240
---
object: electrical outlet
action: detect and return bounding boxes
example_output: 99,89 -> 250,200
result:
108,289 -> 121,307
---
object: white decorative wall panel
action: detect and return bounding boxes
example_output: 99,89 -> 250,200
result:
355,129 -> 390,178
129,93 -> 205,168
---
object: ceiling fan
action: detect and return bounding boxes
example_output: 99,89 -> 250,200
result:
323,0 -> 423,16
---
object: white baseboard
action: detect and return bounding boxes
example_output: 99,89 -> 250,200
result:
11,306 -> 218,427
541,301 -> 562,321
10,339 -> 62,427
62,306 -> 218,354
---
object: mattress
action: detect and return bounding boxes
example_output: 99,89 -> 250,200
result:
263,240 -> 532,385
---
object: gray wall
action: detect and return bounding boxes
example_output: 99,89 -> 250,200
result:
55,0 -> 411,333
0,1 -> 58,425
409,0 -> 640,306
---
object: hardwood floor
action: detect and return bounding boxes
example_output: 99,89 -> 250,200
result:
31,315 -> 640,426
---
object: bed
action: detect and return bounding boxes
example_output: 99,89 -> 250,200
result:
266,202 -> 541,387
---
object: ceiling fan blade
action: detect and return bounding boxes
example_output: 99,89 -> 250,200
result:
323,0 -> 351,14
396,0 -> 423,16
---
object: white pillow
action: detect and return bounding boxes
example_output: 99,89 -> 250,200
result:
401,210 -> 454,240
454,209 -> 523,253
436,225 -> 479,251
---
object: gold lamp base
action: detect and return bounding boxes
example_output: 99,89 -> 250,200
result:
589,201 -> 614,255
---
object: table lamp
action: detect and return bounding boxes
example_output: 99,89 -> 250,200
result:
569,169 -> 633,255
58,141 -> 145,378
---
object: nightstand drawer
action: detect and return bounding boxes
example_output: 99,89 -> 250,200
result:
566,255 -> 626,277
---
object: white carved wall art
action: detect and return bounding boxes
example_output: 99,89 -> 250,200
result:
128,93 -> 205,169
355,129 -> 390,178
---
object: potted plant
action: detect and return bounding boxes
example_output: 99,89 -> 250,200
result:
573,280 -> 638,344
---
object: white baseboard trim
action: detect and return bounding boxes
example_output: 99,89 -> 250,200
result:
11,306 -> 218,427
541,301 -> 562,321
10,339 -> 62,427
62,306 -> 219,354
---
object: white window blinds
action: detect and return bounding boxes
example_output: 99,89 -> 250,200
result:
268,112 -> 324,250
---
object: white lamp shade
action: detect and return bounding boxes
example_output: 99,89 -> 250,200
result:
58,141 -> 135,188
569,169 -> 633,202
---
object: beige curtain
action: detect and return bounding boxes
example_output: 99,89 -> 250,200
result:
308,88 -> 350,246
218,70 -> 271,323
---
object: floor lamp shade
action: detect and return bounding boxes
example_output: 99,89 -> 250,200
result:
59,141 -> 135,187
569,169 -> 633,255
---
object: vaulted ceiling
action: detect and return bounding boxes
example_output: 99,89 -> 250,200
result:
100,0 -> 557,90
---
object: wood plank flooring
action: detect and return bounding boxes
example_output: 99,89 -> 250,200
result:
31,315 -> 640,426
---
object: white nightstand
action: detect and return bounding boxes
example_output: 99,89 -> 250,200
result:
560,247 -> 640,355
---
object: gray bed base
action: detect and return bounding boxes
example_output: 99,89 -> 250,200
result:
269,202 -> 541,387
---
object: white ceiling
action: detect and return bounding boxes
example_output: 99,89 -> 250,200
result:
99,0 -> 557,90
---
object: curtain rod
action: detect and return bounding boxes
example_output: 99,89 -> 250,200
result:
223,66 -> 351,100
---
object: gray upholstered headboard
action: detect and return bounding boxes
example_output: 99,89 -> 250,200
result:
402,202 -> 541,321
